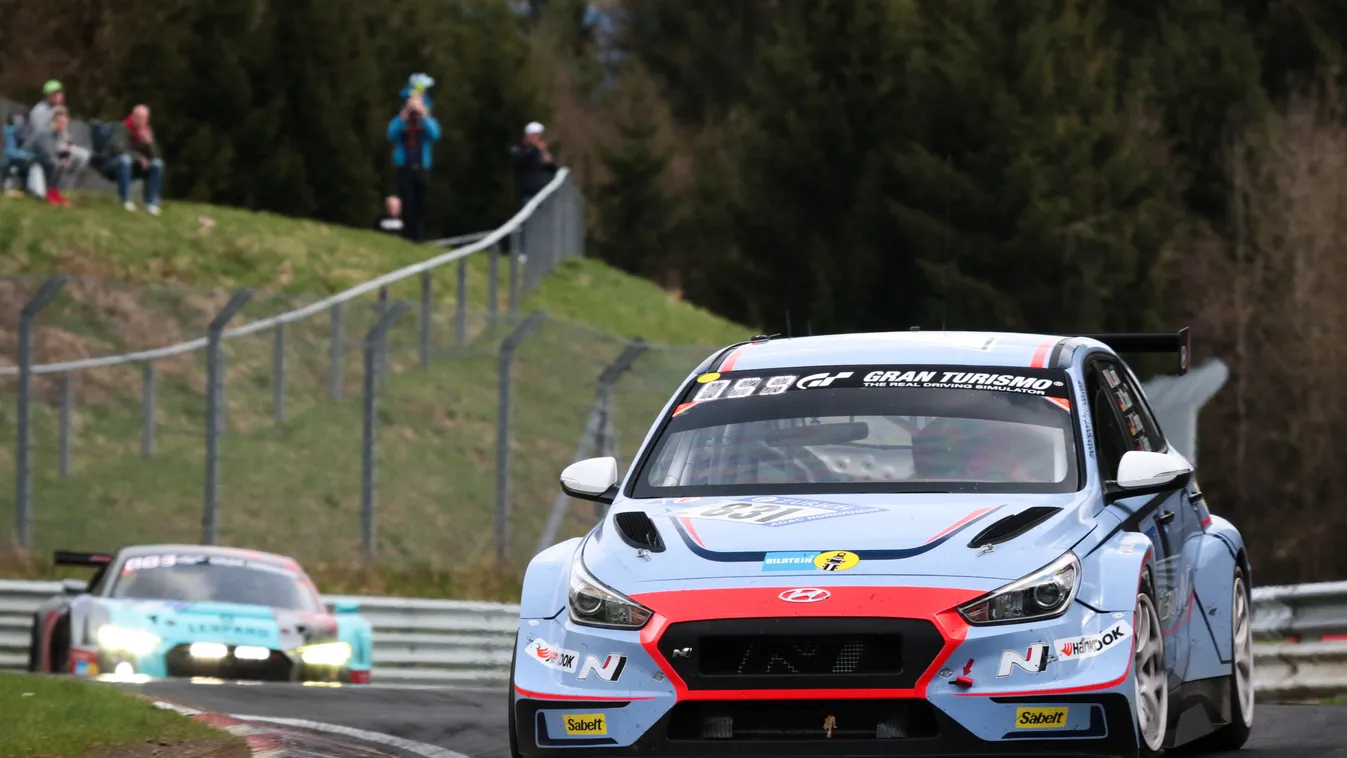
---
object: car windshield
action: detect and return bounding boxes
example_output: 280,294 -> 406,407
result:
109,553 -> 317,611
631,364 -> 1081,497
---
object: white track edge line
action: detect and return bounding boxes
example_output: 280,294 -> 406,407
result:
229,714 -> 471,758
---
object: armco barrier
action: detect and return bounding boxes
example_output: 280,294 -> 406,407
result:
4,578 -> 1347,696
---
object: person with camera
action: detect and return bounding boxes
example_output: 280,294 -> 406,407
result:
387,82 -> 441,243
511,121 -> 558,211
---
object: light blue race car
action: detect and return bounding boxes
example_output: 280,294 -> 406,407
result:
28,544 -> 373,684
510,329 -> 1254,758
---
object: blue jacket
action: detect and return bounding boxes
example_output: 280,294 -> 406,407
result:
388,113 -> 442,170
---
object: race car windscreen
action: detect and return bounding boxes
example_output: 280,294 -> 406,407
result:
632,365 -> 1081,497
109,553 -> 319,611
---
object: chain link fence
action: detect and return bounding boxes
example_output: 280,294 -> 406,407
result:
0,270 -> 716,573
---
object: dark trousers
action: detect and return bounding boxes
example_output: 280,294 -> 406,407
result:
396,166 -> 429,242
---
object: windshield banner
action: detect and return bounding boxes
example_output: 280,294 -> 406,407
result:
687,365 -> 1071,405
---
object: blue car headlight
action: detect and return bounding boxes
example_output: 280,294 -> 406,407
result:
96,624 -> 161,656
568,551 -> 653,629
958,553 -> 1081,625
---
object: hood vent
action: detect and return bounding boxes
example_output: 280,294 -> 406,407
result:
615,511 -> 665,552
967,506 -> 1060,548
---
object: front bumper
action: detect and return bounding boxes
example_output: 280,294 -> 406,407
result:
69,644 -> 365,683
512,583 -> 1139,756
515,693 -> 1135,757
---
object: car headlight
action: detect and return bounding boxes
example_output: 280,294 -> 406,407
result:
958,552 -> 1081,625
96,625 -> 162,656
299,641 -> 351,666
568,551 -> 653,629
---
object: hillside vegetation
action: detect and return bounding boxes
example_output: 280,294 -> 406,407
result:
0,194 -> 746,598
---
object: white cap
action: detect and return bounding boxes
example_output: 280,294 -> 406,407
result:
524,121 -> 545,135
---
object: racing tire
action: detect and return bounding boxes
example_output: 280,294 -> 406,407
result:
1134,574 -> 1169,758
1188,565 -> 1255,753
508,631 -> 522,758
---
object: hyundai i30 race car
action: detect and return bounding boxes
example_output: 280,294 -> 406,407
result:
28,544 -> 372,683
510,330 -> 1254,757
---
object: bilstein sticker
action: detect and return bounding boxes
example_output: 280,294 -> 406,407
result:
696,372 -> 721,384
813,550 -> 859,571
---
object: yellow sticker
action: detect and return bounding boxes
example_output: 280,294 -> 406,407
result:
564,713 -> 608,736
696,372 -> 721,383
813,550 -> 860,572
1015,707 -> 1068,729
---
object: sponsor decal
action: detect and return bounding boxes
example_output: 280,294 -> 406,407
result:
762,551 -> 817,572
1016,707 -> 1069,729
796,371 -> 854,389
671,496 -> 701,504
677,365 -> 1071,405
564,714 -> 608,736
813,550 -> 859,572
74,659 -> 96,676
779,588 -> 830,603
1054,621 -> 1133,661
185,622 -> 270,638
669,497 -> 883,528
1103,367 -> 1122,388
997,644 -> 1050,677
121,553 -> 296,576
577,654 -> 627,682
525,639 -> 578,673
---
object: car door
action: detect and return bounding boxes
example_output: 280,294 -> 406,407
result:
1086,358 -> 1188,677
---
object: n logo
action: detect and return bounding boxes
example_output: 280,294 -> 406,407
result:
577,654 -> 627,682
997,644 -> 1050,677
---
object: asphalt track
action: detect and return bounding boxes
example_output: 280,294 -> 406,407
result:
126,680 -> 1347,758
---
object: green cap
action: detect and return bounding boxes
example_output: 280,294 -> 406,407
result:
42,80 -> 62,95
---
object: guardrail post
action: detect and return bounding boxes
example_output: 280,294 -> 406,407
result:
376,286 -> 390,383
455,258 -> 468,347
509,226 -> 522,315
362,301 -> 413,564
203,289 -> 253,546
419,271 -> 432,367
328,303 -> 344,400
495,311 -> 546,564
58,374 -> 73,477
272,323 -> 286,423
488,243 -> 500,332
14,275 -> 65,550
140,362 -> 156,458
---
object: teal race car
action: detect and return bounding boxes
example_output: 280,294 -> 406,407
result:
27,544 -> 373,684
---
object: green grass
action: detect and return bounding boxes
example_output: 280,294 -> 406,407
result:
0,673 -> 241,757
0,192 -> 749,597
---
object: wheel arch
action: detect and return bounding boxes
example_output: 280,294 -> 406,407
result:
519,537 -> 581,619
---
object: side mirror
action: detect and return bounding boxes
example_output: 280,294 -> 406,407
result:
560,457 -> 619,504
333,600 -> 360,614
61,578 -> 88,595
1106,450 -> 1193,501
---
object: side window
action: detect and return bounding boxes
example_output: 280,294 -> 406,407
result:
1097,361 -> 1161,452
1087,366 -> 1130,478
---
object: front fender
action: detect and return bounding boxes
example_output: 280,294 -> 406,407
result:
1076,529 -> 1155,613
520,537 -> 581,619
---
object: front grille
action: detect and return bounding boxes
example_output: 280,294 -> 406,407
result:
700,633 -> 903,676
658,618 -> 944,691
667,699 -> 940,741
164,644 -> 293,681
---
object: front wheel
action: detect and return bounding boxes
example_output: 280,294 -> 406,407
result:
1135,576 -> 1169,757
26,614 -> 42,672
508,632 -> 522,758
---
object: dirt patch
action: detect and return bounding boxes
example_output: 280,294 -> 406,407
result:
73,736 -> 250,758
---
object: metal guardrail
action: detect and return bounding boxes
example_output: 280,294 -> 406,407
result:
4,578 -> 1347,695
0,167 -> 573,377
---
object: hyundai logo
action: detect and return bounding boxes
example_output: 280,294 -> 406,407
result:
779,588 -> 831,603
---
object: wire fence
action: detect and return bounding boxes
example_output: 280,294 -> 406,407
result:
0,271 -> 715,571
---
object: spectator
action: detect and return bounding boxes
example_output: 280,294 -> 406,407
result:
511,121 -> 558,210
101,104 -> 164,215
20,105 -> 73,206
27,81 -> 90,189
373,195 -> 405,237
387,84 -> 441,243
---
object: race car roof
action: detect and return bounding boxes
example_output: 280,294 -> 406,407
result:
116,544 -> 302,569
706,331 -> 1074,373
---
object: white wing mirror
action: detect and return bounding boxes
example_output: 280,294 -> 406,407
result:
1114,450 -> 1193,491
560,457 -> 619,504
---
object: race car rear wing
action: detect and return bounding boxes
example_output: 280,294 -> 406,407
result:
53,550 -> 115,566
1077,327 -> 1190,375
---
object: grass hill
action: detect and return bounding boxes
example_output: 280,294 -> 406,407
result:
0,193 -> 748,598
